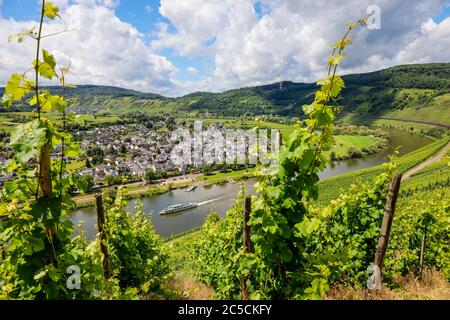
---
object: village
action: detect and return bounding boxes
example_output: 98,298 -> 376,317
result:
0,119 -> 259,191
76,122 -> 186,186
70,121 -> 256,189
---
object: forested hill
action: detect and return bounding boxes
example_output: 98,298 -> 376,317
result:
0,85 -> 168,113
1,63 -> 450,118
175,63 -> 450,117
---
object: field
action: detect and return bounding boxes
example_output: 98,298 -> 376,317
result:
338,115 -> 435,132
337,91 -> 450,138
330,135 -> 381,158
198,167 -> 255,182
0,112 -> 121,131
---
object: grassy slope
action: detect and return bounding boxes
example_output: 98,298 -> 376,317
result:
383,93 -> 450,124
198,168 -> 255,182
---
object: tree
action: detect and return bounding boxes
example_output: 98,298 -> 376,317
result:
104,175 -> 122,186
120,143 -> 127,154
202,164 -> 213,175
144,168 -> 159,182
74,174 -> 94,193
165,117 -> 176,131
330,151 -> 337,161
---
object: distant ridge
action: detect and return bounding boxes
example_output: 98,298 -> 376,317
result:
1,63 -> 449,118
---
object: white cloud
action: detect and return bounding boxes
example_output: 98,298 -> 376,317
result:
395,17 -> 450,64
187,66 -> 199,76
1,0 -> 449,97
0,1 -> 179,95
154,0 -> 449,93
153,0 -> 256,56
145,5 -> 152,14
73,0 -> 120,8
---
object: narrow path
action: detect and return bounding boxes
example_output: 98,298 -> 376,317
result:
403,141 -> 450,180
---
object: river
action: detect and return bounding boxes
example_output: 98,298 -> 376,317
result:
70,128 -> 433,239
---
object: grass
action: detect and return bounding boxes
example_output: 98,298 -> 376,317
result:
331,135 -> 381,158
179,117 -> 295,138
164,230 -> 202,271
162,229 -> 214,299
338,92 -> 450,136
338,116 -> 433,132
401,148 -> 450,192
326,269 -> 450,300
198,168 -> 255,182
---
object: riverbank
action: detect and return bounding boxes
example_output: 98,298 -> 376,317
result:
71,133 -> 385,207
72,167 -> 256,208
69,129 -> 443,241
318,136 -> 449,204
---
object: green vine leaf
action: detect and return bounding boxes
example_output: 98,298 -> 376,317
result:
2,74 -> 34,107
33,50 -> 57,80
329,76 -> 345,98
30,91 -> 66,112
43,2 -> 60,20
43,49 -> 57,70
327,53 -> 346,66
10,120 -> 48,163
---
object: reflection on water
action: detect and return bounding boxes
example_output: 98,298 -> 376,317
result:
70,128 -> 433,239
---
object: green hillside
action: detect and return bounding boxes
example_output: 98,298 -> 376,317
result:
1,63 -> 449,121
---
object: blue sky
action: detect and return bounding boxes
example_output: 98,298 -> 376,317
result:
1,0 -> 217,84
434,2 -> 450,22
1,1 -> 449,96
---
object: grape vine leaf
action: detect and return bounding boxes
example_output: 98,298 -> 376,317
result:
2,74 -> 34,107
10,120 -> 47,163
33,50 -> 57,80
44,2 -> 60,20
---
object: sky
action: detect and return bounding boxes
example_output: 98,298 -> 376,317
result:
0,0 -> 449,97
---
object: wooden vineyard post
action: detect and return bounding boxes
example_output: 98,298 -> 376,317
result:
419,226 -> 427,277
373,174 -> 402,285
242,196 -> 252,300
243,196 -> 252,253
96,194 -> 110,279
